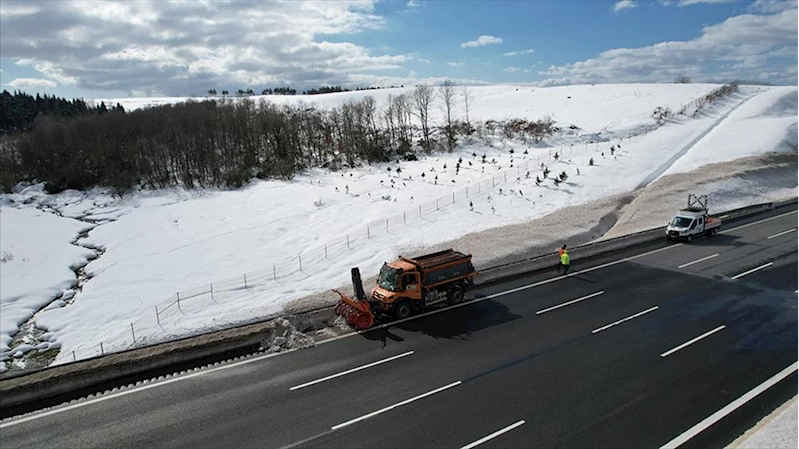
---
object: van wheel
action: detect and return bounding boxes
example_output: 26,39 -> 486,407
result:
394,301 -> 413,320
686,235 -> 693,243
448,285 -> 465,305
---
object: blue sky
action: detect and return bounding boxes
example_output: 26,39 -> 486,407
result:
0,0 -> 796,99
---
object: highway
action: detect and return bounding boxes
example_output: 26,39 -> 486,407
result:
2,205 -> 796,449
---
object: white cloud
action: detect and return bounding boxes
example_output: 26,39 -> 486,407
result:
539,9 -> 798,86
447,62 -> 465,68
613,0 -> 638,12
407,0 -> 420,7
504,67 -> 521,73
417,58 -> 431,64
461,35 -> 503,48
675,0 -> 736,5
0,0 -> 412,95
503,49 -> 535,56
6,78 -> 57,89
748,0 -> 798,13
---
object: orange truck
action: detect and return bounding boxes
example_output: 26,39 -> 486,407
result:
334,249 -> 478,329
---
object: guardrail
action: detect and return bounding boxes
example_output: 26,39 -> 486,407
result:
1,198 -> 795,413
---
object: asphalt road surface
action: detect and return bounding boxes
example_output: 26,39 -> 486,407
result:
2,205 -> 797,449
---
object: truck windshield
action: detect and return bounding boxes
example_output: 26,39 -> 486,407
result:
671,216 -> 693,228
378,264 -> 401,292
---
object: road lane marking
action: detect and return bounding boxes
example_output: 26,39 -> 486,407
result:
592,306 -> 659,334
4,208 -> 795,427
730,262 -> 774,280
719,209 -> 797,234
460,420 -> 526,449
290,351 -> 414,391
678,253 -> 719,269
660,325 -> 726,358
659,361 -> 798,449
767,228 -> 796,239
536,291 -> 604,314
330,381 -> 461,430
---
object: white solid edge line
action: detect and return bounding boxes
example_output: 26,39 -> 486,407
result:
4,208 -> 793,427
767,228 -> 797,239
330,381 -> 461,430
0,347 -> 296,428
536,291 -> 604,314
660,325 -> 726,358
678,253 -> 719,269
719,209 -> 798,235
659,361 -> 798,449
730,262 -> 774,280
460,420 -> 526,449
592,306 -> 659,334
290,351 -> 414,390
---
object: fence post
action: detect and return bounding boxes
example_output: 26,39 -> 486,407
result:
244,274 -> 248,289
177,292 -> 183,313
299,254 -> 303,271
452,192 -> 455,204
130,322 -> 136,344
504,173 -> 507,182
100,342 -> 104,356
419,205 -> 422,217
386,219 -> 388,232
367,227 -> 371,239
346,234 -> 350,249
466,187 -> 469,197
403,212 -> 406,225
72,351 -> 76,362
210,283 -> 214,301
324,244 -> 328,259
493,178 -> 496,187
478,184 -> 481,193
436,198 -> 439,210
273,265 -> 277,281
155,305 -> 160,326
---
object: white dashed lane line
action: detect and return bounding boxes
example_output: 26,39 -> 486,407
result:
730,262 -> 774,280
678,254 -> 719,269
290,351 -> 414,391
660,325 -> 726,358
460,420 -> 526,449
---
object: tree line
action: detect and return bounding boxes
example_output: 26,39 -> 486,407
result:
0,82 -> 556,194
0,90 -> 125,135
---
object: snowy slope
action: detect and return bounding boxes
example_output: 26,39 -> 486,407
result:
1,83 -> 795,369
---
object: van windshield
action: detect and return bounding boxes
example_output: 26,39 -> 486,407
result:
671,216 -> 693,228
378,264 -> 402,292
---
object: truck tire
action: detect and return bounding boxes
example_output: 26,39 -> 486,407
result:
686,234 -> 693,243
448,285 -> 465,305
394,301 -> 413,320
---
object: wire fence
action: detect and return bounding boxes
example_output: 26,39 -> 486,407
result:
56,136 -> 640,365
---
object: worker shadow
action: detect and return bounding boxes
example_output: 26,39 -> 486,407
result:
392,298 -> 522,341
362,326 -> 406,348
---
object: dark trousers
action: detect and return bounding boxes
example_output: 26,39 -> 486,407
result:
559,263 -> 570,275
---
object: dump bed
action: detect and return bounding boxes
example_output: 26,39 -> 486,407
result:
400,249 -> 475,287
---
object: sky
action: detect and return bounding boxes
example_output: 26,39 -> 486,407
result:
0,0 -> 796,99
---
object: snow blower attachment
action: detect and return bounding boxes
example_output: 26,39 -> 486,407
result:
333,267 -> 375,330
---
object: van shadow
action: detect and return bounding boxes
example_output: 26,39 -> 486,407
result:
361,299 -> 522,346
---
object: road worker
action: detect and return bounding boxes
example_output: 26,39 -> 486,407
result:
559,248 -> 570,275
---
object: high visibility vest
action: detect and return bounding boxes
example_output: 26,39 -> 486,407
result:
561,252 -> 570,265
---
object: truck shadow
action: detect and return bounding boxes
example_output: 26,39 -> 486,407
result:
362,299 -> 522,345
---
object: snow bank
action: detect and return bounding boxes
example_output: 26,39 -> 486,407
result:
665,86 -> 798,175
0,207 -> 95,353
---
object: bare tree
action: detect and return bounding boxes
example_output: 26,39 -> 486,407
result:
439,79 -> 457,151
674,75 -> 691,84
461,84 -> 474,135
412,84 -> 434,152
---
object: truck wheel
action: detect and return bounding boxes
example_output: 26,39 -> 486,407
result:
448,285 -> 465,305
393,301 -> 413,320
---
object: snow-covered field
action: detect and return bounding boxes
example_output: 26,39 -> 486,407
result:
1,83 -> 796,371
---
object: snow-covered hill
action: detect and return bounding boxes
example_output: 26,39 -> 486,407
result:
1,83 -> 796,371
